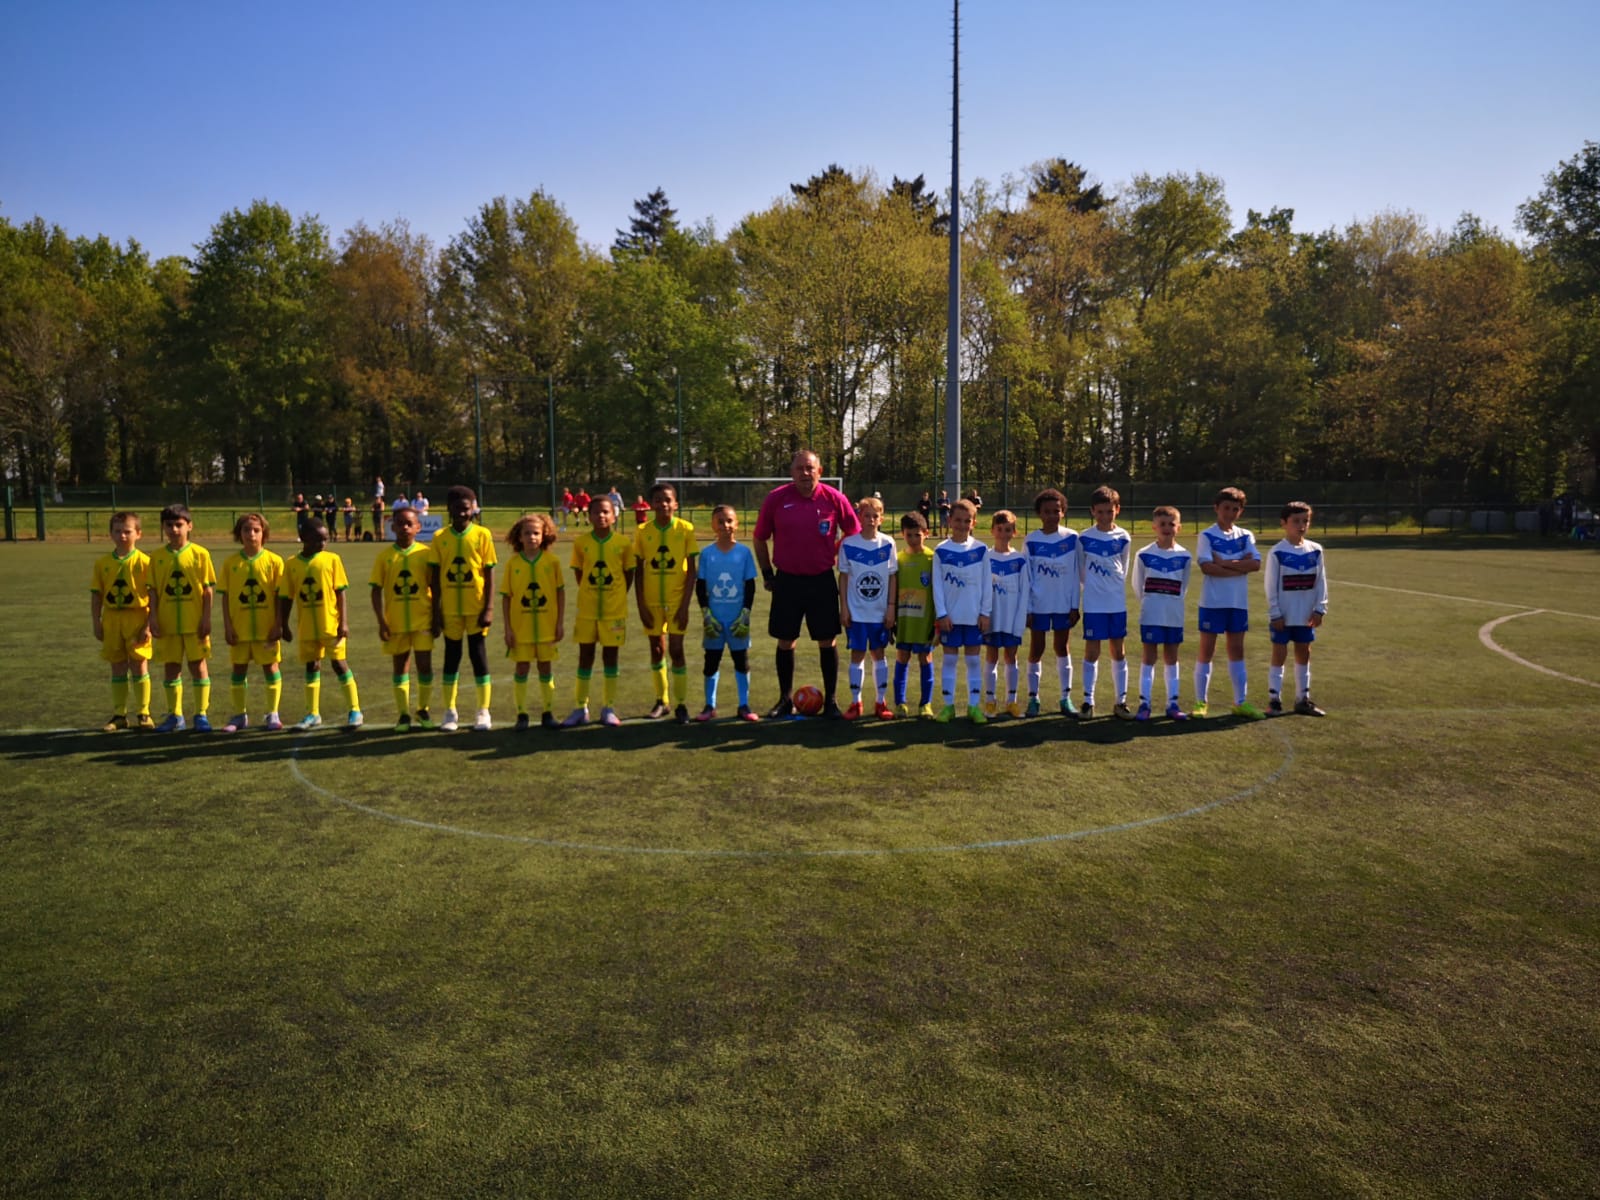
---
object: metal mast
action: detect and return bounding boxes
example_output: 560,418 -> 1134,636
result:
944,0 -> 961,497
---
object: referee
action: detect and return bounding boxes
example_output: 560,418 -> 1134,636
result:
753,450 -> 860,719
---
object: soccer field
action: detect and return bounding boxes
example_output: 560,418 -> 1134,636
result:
3,536 -> 1598,1197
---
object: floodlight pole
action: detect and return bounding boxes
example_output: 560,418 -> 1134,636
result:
472,373 -> 484,499
944,0 -> 962,499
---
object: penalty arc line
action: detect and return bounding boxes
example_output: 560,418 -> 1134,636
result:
1477,610 -> 1600,690
287,725 -> 1297,859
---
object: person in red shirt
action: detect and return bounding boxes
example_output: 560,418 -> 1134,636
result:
753,450 -> 860,718
574,488 -> 591,526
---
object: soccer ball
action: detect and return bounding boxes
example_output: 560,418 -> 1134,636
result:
793,685 -> 824,716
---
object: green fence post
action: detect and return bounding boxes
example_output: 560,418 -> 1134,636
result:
184,483 -> 192,509
36,489 -> 47,541
3,486 -> 14,541
86,511 -> 92,543
109,483 -> 117,510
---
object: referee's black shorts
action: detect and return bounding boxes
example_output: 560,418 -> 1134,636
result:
768,570 -> 842,642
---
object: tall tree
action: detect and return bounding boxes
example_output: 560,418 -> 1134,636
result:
613,188 -> 679,260
174,201 -> 334,484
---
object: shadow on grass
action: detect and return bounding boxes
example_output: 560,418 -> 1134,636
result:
0,708 -> 1288,769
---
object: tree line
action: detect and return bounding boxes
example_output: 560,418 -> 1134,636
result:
2,143 -> 1596,502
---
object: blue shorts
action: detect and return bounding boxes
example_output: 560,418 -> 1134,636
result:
898,642 -> 934,655
1269,625 -> 1316,645
1080,611 -> 1127,642
940,623 -> 984,649
1198,606 -> 1250,635
1030,611 -> 1076,632
703,628 -> 752,653
983,632 -> 1022,649
846,623 -> 892,652
1140,624 -> 1184,646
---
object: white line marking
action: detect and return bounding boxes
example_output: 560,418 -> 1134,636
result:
1478,610 -> 1600,690
288,726 -> 1297,858
1340,579 -> 1600,621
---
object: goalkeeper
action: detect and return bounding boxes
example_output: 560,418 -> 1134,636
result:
693,504 -> 760,722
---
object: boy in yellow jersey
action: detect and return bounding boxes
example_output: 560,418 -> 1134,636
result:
432,485 -> 497,732
370,505 -> 441,731
90,511 -> 155,730
149,503 -> 217,732
219,513 -> 286,732
562,495 -> 636,728
277,517 -> 363,731
633,482 -> 698,723
500,513 -> 566,731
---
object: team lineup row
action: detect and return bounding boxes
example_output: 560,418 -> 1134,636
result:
85,479 -> 1329,735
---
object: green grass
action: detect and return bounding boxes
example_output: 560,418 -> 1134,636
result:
3,536 -> 1598,1197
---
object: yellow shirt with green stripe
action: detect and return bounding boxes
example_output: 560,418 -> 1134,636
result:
633,516 -> 697,613
433,523 -> 498,621
91,548 -> 153,618
221,549 -> 284,643
369,542 -> 437,634
570,529 -> 636,623
279,550 -> 349,643
499,549 -> 565,645
150,542 -> 216,635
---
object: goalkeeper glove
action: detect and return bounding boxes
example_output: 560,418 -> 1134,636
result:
702,610 -> 722,639
731,607 -> 751,639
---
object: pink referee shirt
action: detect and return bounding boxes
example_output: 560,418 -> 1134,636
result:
754,482 -> 860,576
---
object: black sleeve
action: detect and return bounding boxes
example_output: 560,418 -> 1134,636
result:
743,579 -> 757,608
695,578 -> 708,607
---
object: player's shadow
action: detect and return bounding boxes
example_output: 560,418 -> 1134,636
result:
0,708 -> 1264,769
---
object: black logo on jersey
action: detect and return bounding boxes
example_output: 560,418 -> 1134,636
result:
298,578 -> 323,605
650,546 -> 676,571
107,578 -> 135,608
858,571 -> 884,601
393,567 -> 420,597
165,569 -> 192,599
238,577 -> 268,607
520,581 -> 547,610
445,556 -> 473,585
587,561 -> 614,588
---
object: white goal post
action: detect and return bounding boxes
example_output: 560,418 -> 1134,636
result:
652,476 -> 845,515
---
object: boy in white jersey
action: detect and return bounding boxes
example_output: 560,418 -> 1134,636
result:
932,499 -> 991,724
1265,500 -> 1329,716
1023,488 -> 1081,717
1194,486 -> 1265,719
983,510 -> 1028,717
1077,486 -> 1134,719
1131,505 -> 1192,722
837,496 -> 898,720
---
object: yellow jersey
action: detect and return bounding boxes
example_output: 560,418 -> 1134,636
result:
90,548 -> 153,617
499,550 -> 566,645
279,550 -> 349,643
369,542 -> 438,635
570,530 -> 636,623
220,549 -> 285,643
433,523 -> 498,621
150,542 -> 216,635
633,516 -> 697,612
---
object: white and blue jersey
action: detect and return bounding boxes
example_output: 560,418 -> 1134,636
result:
1197,524 -> 1259,610
932,538 -> 991,627
1265,538 -> 1328,627
987,548 -> 1029,641
1024,528 -> 1080,615
837,532 -> 896,625
1078,525 -> 1131,615
1132,543 -> 1192,629
698,540 -> 757,648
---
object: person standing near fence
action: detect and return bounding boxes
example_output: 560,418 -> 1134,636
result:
753,450 -> 859,719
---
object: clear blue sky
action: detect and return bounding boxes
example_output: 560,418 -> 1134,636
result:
3,0 -> 1595,260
